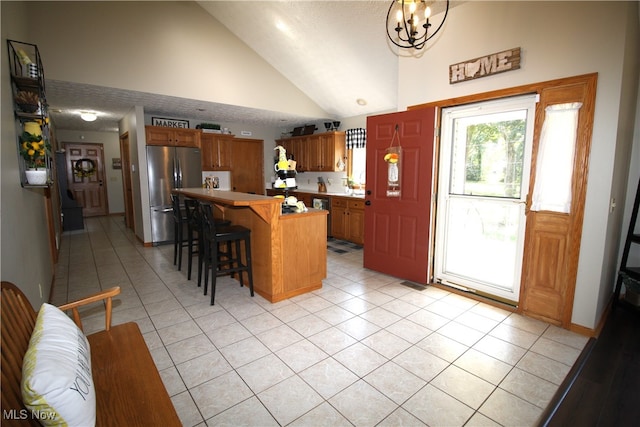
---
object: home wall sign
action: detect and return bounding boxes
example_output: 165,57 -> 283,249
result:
151,117 -> 189,128
449,47 -> 521,84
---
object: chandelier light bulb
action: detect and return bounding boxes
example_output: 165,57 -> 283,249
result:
386,0 -> 449,50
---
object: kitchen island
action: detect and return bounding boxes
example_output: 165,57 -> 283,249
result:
172,188 -> 328,302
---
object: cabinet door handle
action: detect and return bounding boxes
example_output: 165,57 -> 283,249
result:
365,200 -> 371,206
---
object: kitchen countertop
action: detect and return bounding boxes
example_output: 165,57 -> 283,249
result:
178,188 -> 282,206
267,188 -> 365,199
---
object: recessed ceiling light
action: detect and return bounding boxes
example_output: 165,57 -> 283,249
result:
356,98 -> 367,106
80,112 -> 97,122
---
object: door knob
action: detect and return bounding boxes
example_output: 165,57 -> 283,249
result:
365,200 -> 371,206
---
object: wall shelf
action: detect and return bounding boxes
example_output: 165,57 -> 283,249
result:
7,39 -> 52,188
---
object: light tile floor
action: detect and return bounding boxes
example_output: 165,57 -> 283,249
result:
52,216 -> 589,426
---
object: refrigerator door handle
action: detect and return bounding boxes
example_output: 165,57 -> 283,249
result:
172,157 -> 178,188
177,157 -> 183,188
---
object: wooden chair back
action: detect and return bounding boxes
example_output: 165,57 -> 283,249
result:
1,281 -> 41,426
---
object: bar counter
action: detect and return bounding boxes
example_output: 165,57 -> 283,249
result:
172,188 -> 328,302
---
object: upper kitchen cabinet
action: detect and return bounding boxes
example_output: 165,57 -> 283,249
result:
201,133 -> 233,171
280,136 -> 310,172
314,132 -> 345,172
145,125 -> 200,148
276,131 -> 345,172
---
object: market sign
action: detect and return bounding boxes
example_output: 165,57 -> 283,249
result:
449,47 -> 521,84
151,117 -> 189,128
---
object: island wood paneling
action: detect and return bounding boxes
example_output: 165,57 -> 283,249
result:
173,188 -> 327,302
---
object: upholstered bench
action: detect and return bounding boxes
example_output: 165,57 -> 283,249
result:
1,281 -> 180,426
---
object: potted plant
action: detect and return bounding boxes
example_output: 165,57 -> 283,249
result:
19,124 -> 50,185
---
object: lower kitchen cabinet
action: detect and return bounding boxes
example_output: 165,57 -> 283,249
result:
331,196 -> 364,245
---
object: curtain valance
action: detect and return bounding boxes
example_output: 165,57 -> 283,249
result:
346,128 -> 366,149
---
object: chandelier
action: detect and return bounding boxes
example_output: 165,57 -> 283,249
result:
386,0 -> 449,50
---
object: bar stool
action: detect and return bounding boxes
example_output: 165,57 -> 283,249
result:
184,198 -> 200,281
170,194 -> 189,271
184,199 -> 231,285
200,203 -> 254,305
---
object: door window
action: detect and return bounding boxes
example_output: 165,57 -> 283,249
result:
434,95 -> 537,303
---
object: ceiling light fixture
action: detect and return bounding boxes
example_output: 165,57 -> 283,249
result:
386,0 -> 449,50
80,112 -> 97,122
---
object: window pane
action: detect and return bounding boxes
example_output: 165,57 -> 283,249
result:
450,110 -> 527,198
351,147 -> 366,185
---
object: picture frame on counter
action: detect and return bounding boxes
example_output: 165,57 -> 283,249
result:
151,117 -> 189,128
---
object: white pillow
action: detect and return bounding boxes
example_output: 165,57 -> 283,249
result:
21,303 -> 96,426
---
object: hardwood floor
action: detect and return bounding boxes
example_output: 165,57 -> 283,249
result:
539,303 -> 640,426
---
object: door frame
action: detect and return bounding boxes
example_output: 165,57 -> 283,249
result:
410,73 -> 597,328
435,94 -> 538,304
120,132 -> 134,230
64,142 -> 109,217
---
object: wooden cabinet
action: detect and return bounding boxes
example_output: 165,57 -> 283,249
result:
279,136 -> 310,172
331,196 -> 364,245
276,131 -> 345,172
201,133 -> 233,170
230,138 -> 264,194
145,126 -> 200,148
347,200 -> 365,245
314,132 -> 346,171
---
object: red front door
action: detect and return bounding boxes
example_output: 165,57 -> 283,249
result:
364,108 -> 436,283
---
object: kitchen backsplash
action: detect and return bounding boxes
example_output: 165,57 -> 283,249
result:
202,171 -> 231,190
267,171 -> 350,194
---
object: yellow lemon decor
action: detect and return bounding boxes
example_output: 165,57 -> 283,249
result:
23,121 -> 42,136
19,128 -> 49,169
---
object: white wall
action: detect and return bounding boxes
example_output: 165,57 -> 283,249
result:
396,1 -> 640,329
26,1 -> 327,121
1,1 -> 54,306
56,129 -> 124,214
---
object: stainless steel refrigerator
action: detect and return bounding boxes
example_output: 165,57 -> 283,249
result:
147,145 -> 202,244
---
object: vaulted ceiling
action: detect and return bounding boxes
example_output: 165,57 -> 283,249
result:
46,1 -> 404,133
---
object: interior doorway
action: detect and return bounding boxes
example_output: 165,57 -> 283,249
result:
434,95 -> 537,304
64,142 -> 108,217
119,133 -> 134,230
